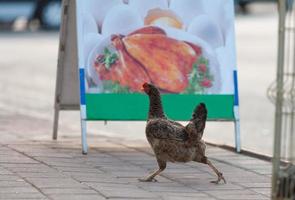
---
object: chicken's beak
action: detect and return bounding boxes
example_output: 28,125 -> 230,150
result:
141,83 -> 148,92
141,85 -> 145,92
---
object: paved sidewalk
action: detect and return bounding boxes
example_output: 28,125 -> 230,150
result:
0,134 -> 271,200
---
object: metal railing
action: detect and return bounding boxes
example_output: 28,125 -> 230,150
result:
268,0 -> 295,199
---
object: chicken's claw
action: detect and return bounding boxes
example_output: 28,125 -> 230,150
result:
210,172 -> 226,184
138,177 -> 158,182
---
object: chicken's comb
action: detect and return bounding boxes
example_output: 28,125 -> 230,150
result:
142,82 -> 149,91
143,82 -> 149,87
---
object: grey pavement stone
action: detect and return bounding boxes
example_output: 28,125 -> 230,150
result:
24,178 -> 87,188
82,177 -> 131,184
40,188 -> 98,195
0,170 -> 13,175
0,156 -> 38,164
239,182 -> 271,188
140,185 -> 197,193
48,194 -> 105,200
162,193 -> 215,200
0,175 -> 22,181
71,175 -> 117,182
62,172 -> 105,178
218,194 -> 269,200
0,134 -> 273,200
0,193 -> 46,199
99,188 -> 158,199
0,180 -> 31,187
119,176 -> 173,183
251,188 -> 271,197
108,199 -> 157,200
0,164 -> 56,173
53,166 -> 102,173
190,182 -> 244,191
0,187 -> 39,194
16,172 -> 67,178
0,140 -> 273,200
205,189 -> 260,196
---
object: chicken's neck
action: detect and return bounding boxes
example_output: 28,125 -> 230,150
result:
148,94 -> 165,119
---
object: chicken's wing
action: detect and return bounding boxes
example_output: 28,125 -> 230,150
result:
146,119 -> 188,142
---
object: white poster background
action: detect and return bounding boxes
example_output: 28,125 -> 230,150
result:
76,0 -> 236,94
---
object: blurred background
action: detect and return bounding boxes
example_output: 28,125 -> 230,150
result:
0,0 -> 281,156
0,0 -> 61,31
0,0 -> 288,31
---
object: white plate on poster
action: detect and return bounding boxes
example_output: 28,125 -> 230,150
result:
87,26 -> 222,94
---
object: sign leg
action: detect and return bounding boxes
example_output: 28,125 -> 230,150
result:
234,106 -> 241,152
81,119 -> 88,155
52,105 -> 60,140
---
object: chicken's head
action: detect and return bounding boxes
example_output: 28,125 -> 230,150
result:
193,102 -> 207,120
142,82 -> 160,96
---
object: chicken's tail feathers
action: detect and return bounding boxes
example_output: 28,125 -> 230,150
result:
192,102 -> 207,121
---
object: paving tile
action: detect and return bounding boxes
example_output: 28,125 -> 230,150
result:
162,193 -> 215,200
0,193 -> 46,199
48,194 -> 105,200
217,194 -> 269,200
0,164 -> 56,173
86,182 -> 141,191
0,126 -> 273,200
0,170 -> 13,175
16,172 -> 67,178
0,156 -> 38,164
190,182 -> 244,191
99,188 -> 158,199
71,175 -> 116,182
251,188 -> 271,197
0,175 -> 22,181
239,182 -> 271,188
108,198 -> 157,200
41,188 -> 98,195
83,178 -> 130,185
205,189 -> 258,196
119,176 -> 173,183
25,178 -> 86,188
0,180 -> 31,187
0,187 -> 40,194
54,166 -> 101,173
140,185 -> 197,193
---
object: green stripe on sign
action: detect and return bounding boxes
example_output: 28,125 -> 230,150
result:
85,94 -> 234,121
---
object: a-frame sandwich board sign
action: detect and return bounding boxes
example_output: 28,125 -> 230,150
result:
53,0 -> 241,154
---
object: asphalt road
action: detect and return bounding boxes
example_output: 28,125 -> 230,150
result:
0,3 -> 277,155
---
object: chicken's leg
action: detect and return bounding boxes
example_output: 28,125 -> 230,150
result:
199,157 -> 226,184
139,159 -> 166,182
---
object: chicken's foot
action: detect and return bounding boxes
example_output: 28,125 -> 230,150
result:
138,169 -> 161,182
205,159 -> 226,184
138,159 -> 166,182
198,157 -> 226,184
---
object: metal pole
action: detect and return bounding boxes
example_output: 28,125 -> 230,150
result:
272,0 -> 286,199
52,104 -> 59,140
234,106 -> 241,153
233,69 -> 241,153
81,118 -> 88,155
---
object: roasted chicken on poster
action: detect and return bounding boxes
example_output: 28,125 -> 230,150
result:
95,35 -> 151,92
123,34 -> 199,92
94,26 -> 211,93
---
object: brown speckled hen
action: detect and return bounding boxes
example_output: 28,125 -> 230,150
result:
140,83 -> 226,184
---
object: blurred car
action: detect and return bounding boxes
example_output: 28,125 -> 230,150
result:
0,0 -> 61,29
235,0 -> 294,12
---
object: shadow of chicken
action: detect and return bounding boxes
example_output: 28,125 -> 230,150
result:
140,83 -> 226,184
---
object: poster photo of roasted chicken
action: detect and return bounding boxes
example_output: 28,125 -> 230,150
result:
82,0 -> 236,94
